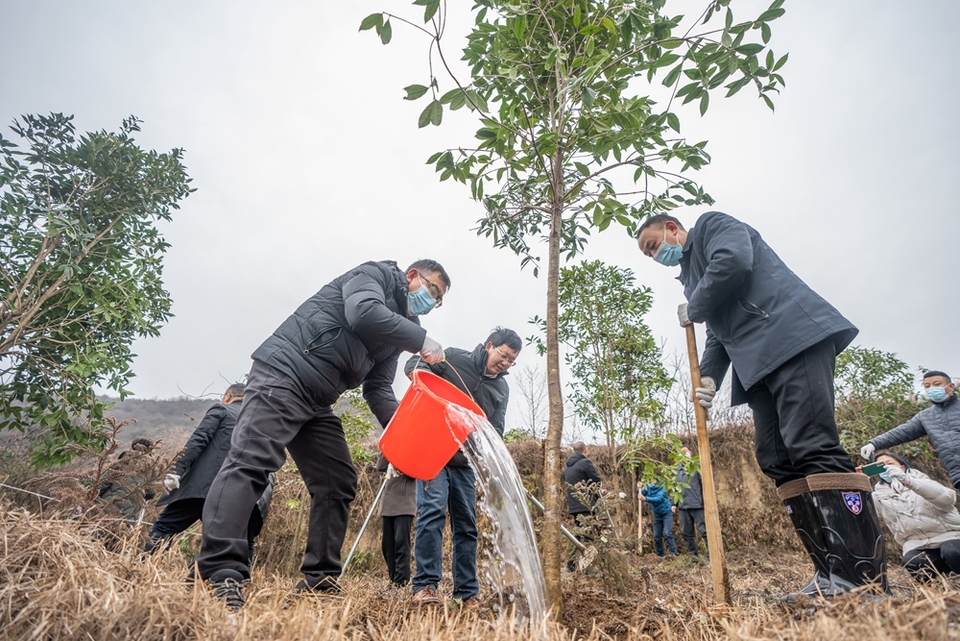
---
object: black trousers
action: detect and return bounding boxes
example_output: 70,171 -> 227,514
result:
679,508 -> 707,556
381,514 -> 413,586
196,361 -> 357,582
903,540 -> 960,582
746,338 -> 854,486
149,498 -> 263,557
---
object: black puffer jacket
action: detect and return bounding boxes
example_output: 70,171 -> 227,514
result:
404,343 -> 510,467
157,402 -> 242,506
252,261 -> 427,425
869,395 -> 960,488
564,452 -> 602,515
679,211 -> 858,405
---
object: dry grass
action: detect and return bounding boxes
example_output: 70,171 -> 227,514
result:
3,504 -> 960,640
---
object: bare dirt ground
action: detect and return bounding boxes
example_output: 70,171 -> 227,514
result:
3,505 -> 960,641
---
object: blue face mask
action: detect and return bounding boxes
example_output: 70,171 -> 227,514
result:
407,284 -> 436,316
878,471 -> 891,484
653,228 -> 683,267
926,387 -> 949,403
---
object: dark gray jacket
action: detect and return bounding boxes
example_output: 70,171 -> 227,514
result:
675,464 -> 704,510
376,454 -> 416,517
252,260 -> 426,426
404,343 -> 510,467
564,452 -> 602,515
158,401 -> 242,506
869,395 -> 960,488
680,212 -> 858,405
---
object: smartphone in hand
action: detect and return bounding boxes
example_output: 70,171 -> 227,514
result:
861,461 -> 886,477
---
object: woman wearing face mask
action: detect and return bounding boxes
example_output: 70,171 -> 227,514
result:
870,451 -> 960,583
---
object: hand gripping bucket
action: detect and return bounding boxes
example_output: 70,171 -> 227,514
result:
379,369 -> 486,480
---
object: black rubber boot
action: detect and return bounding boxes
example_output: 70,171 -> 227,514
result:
809,479 -> 888,597
779,481 -> 832,601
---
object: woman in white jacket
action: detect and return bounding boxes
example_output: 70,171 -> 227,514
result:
871,451 -> 960,582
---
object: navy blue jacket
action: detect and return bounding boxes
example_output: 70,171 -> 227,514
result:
679,212 -> 858,405
252,261 -> 426,426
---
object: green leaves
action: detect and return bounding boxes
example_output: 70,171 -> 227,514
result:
413,0 -> 441,23
362,0 -> 788,261
358,13 -> 382,32
404,84 -> 429,100
0,113 -> 191,467
358,12 -> 391,44
418,100 -> 443,128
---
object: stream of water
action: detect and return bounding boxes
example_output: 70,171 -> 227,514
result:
446,405 -> 549,629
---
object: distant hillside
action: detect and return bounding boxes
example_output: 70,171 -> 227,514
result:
99,396 -> 218,453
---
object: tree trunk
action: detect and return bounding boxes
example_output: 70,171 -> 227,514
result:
542,194 -> 565,615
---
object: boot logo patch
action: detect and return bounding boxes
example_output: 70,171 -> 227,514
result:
784,505 -> 793,515
843,492 -> 862,515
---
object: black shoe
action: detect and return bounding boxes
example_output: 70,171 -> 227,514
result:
295,576 -> 342,594
206,570 -> 249,611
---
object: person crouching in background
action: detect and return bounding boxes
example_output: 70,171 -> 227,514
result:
870,451 -> 960,583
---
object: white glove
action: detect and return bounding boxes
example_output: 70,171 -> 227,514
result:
164,473 -> 180,491
885,465 -> 910,486
385,463 -> 399,479
693,377 -> 717,408
618,492 -> 627,499
860,443 -> 875,460
420,336 -> 445,363
678,303 -> 692,327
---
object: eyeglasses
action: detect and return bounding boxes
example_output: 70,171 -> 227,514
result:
419,274 -> 443,308
494,346 -> 516,366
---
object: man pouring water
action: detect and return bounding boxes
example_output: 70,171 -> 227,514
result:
196,259 -> 451,610
403,327 -> 521,607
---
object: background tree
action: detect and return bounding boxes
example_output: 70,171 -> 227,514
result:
363,0 -> 788,607
0,113 -> 192,467
513,364 -> 548,439
531,260 -> 673,488
834,345 -> 930,459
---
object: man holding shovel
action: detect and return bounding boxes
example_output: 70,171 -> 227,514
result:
196,259 -> 450,610
637,212 -> 886,600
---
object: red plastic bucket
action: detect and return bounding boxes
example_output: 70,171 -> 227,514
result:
379,370 -> 486,480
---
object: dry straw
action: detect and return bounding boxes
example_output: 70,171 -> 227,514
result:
3,503 -> 960,640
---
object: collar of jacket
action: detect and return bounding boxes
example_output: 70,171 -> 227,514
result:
676,224 -> 697,283
385,260 -> 411,316
936,394 -> 959,409
471,343 -> 509,380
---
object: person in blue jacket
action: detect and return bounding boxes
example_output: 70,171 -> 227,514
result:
637,212 -> 886,600
639,480 -> 677,557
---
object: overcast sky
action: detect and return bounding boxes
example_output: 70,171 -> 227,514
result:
2,1 -> 957,433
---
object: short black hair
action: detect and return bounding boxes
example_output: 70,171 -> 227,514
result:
486,326 -> 522,352
636,214 -> 685,238
873,450 -> 910,470
923,370 -> 952,382
407,259 -> 451,289
131,437 -> 153,450
225,383 -> 246,397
